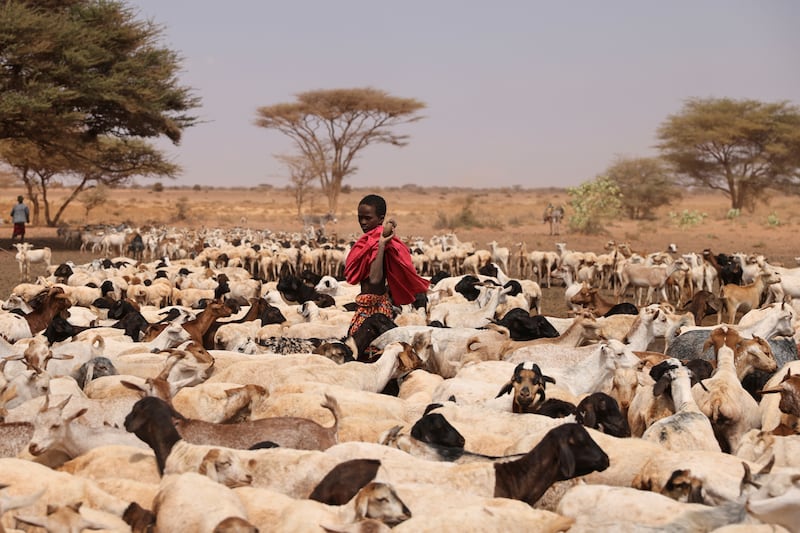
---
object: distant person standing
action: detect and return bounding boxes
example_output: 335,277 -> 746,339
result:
10,195 -> 30,243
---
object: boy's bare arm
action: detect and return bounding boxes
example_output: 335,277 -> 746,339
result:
368,219 -> 396,285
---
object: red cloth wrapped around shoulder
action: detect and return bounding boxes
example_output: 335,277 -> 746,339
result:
345,226 -> 430,305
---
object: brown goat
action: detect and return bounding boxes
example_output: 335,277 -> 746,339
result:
181,300 -> 233,345
495,362 -> 555,413
759,368 -> 800,434
22,287 -> 72,336
718,271 -> 781,324
174,393 -> 342,451
493,423 -> 609,505
308,459 -> 382,505
681,290 -> 721,326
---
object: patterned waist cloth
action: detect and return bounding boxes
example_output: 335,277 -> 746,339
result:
347,292 -> 394,338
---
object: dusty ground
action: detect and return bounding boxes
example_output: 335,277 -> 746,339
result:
1,185 -> 798,318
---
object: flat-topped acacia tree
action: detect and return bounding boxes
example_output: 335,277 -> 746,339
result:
0,1 -> 198,226
657,98 -> 800,211
255,88 -> 426,214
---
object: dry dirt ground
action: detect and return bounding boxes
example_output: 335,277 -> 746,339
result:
1,185 -> 798,318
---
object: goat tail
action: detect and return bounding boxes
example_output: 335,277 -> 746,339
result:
321,394 -> 342,434
707,387 -> 736,425
484,323 -> 511,339
708,395 -> 724,423
465,335 -> 484,352
91,335 -> 106,354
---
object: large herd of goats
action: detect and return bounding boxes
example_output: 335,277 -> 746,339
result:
0,223 -> 798,532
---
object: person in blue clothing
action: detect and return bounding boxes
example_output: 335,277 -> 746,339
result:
10,195 -> 30,243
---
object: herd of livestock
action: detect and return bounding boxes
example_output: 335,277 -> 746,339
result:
0,224 -> 799,532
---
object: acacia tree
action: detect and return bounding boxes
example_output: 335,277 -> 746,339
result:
657,98 -> 800,210
275,153 -> 321,217
1,136 -> 177,226
255,88 -> 426,213
605,156 -> 679,219
0,0 -> 199,224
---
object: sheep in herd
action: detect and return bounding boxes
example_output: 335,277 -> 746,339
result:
144,394 -> 342,450
27,395 -> 149,463
718,270 -> 782,324
640,359 -> 721,452
757,362 -> 800,434
692,327 -> 763,453
14,243 -> 52,282
126,393 -> 609,507
626,356 -> 714,438
0,457 -> 131,530
494,362 -> 556,413
556,483 -> 790,532
239,481 -> 412,532
574,392 -> 630,438
3,233 -> 800,530
505,339 -> 642,397
170,382 -> 268,423
735,429 -> 800,468
208,339 -> 426,395
616,260 -> 687,306
0,286 -> 72,341
14,501 -> 119,532
150,472 -> 258,532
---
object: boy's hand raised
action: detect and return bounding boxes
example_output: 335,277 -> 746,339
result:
381,219 -> 396,238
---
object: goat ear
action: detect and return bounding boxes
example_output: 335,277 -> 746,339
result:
579,405 -> 597,429
543,375 -> 556,385
353,487 -> 370,520
653,375 -> 672,397
68,408 -> 88,422
689,480 -> 705,504
558,441 -> 576,479
121,380 -> 146,393
15,514 -> 47,528
496,382 -> 513,398
198,449 -> 220,476
701,338 -> 713,353
535,388 -> 546,405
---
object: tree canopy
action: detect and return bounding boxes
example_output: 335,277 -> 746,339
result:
0,0 -> 198,225
255,88 -> 426,213
657,98 -> 800,210
605,156 -> 679,219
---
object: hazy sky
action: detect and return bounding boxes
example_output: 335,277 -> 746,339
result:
130,0 -> 800,189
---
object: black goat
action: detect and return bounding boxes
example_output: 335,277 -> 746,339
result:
575,392 -> 631,438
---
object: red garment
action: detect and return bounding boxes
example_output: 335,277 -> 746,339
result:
345,226 -> 430,305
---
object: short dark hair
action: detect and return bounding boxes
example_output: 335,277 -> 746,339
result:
359,194 -> 386,218
17,196 -> 23,202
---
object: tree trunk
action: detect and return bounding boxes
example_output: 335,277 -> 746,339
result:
730,184 -> 743,210
25,187 -> 40,226
324,170 -> 343,214
39,175 -> 90,227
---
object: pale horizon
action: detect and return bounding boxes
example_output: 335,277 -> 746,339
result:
130,0 -> 800,190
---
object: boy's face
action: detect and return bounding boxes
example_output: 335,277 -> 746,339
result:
357,203 -> 384,233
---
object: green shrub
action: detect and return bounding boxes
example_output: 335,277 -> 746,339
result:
767,212 -> 780,227
567,176 -> 622,234
726,208 -> 741,220
669,209 -> 707,229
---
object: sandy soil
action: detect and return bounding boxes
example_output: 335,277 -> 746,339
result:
1,185 -> 798,318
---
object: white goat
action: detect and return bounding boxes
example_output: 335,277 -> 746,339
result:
692,328 -> 762,453
641,359 -> 721,452
14,243 -> 52,282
